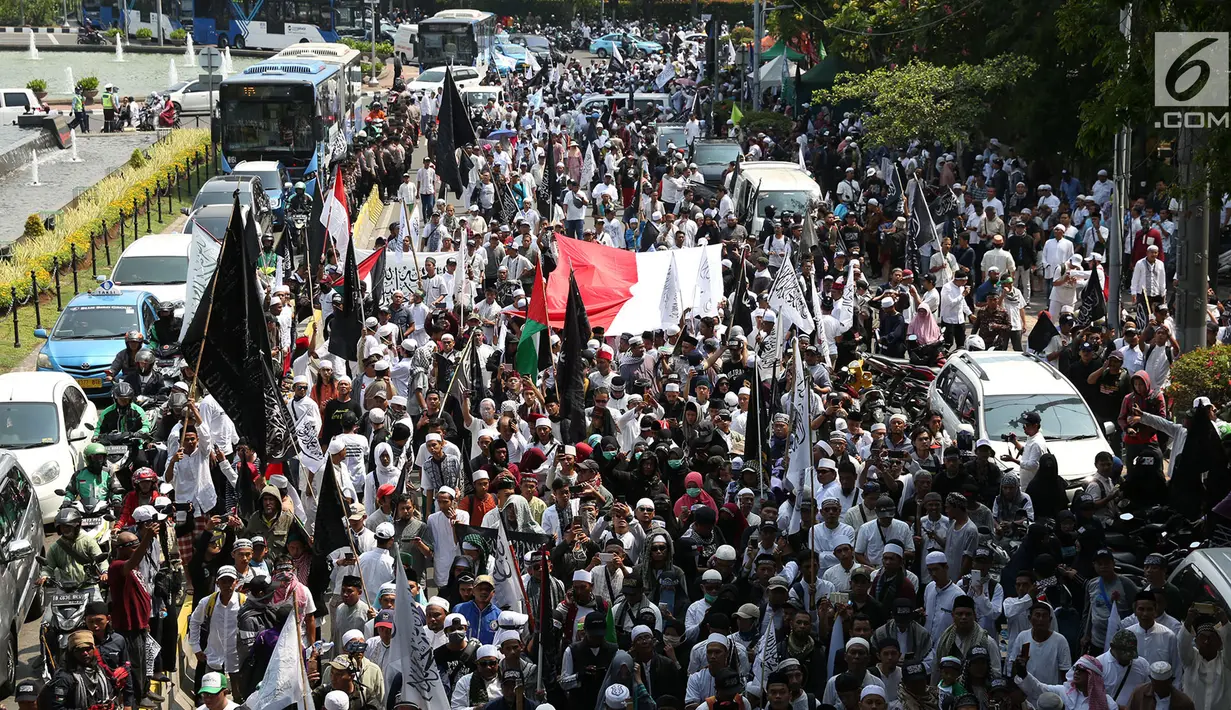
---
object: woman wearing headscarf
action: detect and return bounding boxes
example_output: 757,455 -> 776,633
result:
717,502 -> 747,549
673,471 -> 718,519
592,651 -> 657,710
1026,453 -> 1068,520
1140,396 -> 1227,519
992,472 -> 1035,536
440,555 -> 478,609
1012,653 -> 1117,710
907,304 -> 942,347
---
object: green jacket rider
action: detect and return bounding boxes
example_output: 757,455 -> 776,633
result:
63,442 -> 112,504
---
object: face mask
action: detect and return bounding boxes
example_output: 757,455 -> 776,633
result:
447,631 -> 467,644
633,451 -> 643,460
603,450 -> 617,460
687,487 -> 701,497
668,459 -> 684,469
704,593 -> 717,603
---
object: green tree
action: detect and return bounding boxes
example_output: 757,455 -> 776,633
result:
815,55 -> 1038,147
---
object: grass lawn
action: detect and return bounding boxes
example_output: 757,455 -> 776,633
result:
0,193 -> 196,374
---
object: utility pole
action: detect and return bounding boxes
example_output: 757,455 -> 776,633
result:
1175,124 -> 1211,351
1107,4 -> 1131,331
156,0 -> 163,44
752,0 -> 761,110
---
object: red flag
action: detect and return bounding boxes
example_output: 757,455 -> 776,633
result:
321,165 -> 350,258
326,247 -> 385,286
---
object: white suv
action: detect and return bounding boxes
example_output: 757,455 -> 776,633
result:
927,350 -> 1115,490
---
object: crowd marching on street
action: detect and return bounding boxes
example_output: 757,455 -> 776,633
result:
22,12 -> 1231,710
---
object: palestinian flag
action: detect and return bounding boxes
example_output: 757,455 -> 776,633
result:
516,262 -> 552,375
325,246 -> 385,287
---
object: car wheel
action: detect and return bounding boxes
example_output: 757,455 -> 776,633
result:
299,37 -> 309,43
173,102 -> 183,115
234,35 -> 245,49
217,35 -> 228,48
595,48 -> 608,58
0,624 -> 16,698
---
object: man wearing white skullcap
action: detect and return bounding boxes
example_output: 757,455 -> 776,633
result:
450,644 -> 504,710
604,684 -> 631,708
426,485 -> 471,587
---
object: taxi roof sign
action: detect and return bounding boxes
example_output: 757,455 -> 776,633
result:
93,280 -> 122,296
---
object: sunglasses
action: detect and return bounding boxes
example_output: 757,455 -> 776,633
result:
479,660 -> 500,667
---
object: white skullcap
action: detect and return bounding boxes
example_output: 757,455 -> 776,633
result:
325,690 -> 351,710
427,596 -> 451,611
665,383 -> 680,392
437,486 -> 457,498
494,629 -> 521,647
636,498 -> 655,509
477,644 -> 501,660
343,629 -> 365,645
883,542 -> 904,558
536,417 -> 552,428
737,487 -> 754,497
817,458 -> 837,471
572,570 -> 593,584
631,625 -> 654,640
846,637 -> 870,650
327,438 -> 347,455
925,551 -> 948,565
479,428 -> 500,439
426,433 -> 443,443
472,470 -> 490,481
706,632 -> 729,648
861,687 -> 886,700
368,408 -> 386,424
605,685 -> 631,708
444,613 -> 468,628
880,297 -> 895,308
293,374 -> 310,385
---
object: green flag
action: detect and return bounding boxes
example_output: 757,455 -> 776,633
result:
731,104 -> 744,125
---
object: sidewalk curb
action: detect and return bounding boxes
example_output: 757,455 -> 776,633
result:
0,26 -> 73,33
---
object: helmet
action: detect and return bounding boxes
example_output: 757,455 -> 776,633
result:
125,330 -> 144,344
84,442 -> 107,457
55,507 -> 83,529
133,467 -> 158,483
284,181 -> 293,191
135,350 -> 155,365
965,335 -> 986,352
295,181 -> 306,191
113,381 -> 135,400
156,301 -> 174,312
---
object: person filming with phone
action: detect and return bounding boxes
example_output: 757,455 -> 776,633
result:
1001,411 -> 1050,489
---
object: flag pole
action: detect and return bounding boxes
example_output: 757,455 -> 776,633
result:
290,595 -> 314,709
184,203 -> 237,437
507,539 -> 534,628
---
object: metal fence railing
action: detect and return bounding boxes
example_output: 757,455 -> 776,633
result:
5,140 -> 222,349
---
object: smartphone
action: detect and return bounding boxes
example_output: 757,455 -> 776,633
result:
1020,642 -> 1031,658
598,552 -> 614,564
970,570 -> 983,587
828,591 -> 849,605
568,484 -> 585,495
1193,601 -> 1218,616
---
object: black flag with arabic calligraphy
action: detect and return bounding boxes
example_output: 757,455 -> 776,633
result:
181,197 -> 295,461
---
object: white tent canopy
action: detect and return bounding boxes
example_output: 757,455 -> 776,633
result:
755,55 -> 798,89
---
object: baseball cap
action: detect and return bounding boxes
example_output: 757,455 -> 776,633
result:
200,671 -> 228,694
375,609 -> 395,629
14,680 -> 42,702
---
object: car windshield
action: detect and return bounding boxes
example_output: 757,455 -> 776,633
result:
51,304 -> 137,340
236,170 -> 279,192
757,190 -> 812,216
693,144 -> 741,166
0,403 -> 59,448
416,68 -> 447,83
523,37 -> 549,49
982,394 -> 1101,441
194,187 -> 254,211
464,91 -> 500,107
498,44 -> 526,57
111,255 -> 189,286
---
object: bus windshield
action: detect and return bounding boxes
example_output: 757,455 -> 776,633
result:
221,86 -> 316,158
420,23 -> 478,65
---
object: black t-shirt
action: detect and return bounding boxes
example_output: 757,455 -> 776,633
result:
321,397 -> 363,444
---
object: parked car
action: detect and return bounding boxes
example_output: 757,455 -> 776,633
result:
578,92 -> 671,115
0,451 -> 43,695
407,65 -> 484,94
0,88 -> 40,120
108,233 -> 191,314
1170,548 -> 1230,613
589,32 -> 662,58
231,160 -> 290,227
0,373 -> 98,525
191,174 -> 273,237
506,33 -> 564,64
34,285 -> 162,401
165,80 -> 217,116
690,139 -> 742,184
927,350 -> 1115,490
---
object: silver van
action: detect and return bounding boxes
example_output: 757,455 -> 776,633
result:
0,452 -> 44,696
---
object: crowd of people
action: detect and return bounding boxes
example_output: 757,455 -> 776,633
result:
22,13 -> 1231,710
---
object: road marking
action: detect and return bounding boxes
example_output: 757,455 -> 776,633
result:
47,33 -> 58,44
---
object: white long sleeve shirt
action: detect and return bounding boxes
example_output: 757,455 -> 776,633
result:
1041,238 -> 1074,280
1131,257 -> 1167,297
188,590 -> 242,673
938,282 -> 971,325
924,581 -> 963,651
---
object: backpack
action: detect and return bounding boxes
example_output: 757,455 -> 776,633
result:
199,590 -> 246,651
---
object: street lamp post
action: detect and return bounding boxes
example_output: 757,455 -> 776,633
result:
751,2 -> 790,110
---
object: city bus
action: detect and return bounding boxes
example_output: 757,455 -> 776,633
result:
218,59 -> 351,195
82,0 -> 181,36
275,42 -> 365,96
416,9 -> 497,70
191,0 -> 364,50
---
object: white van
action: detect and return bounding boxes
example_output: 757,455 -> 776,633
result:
732,161 -> 823,235
578,92 -> 672,115
394,23 -> 419,64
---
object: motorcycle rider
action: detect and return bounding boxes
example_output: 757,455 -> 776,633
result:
149,301 -> 180,347
97,381 -> 151,438
63,442 -> 111,504
42,630 -> 125,710
288,181 -> 312,214
107,330 -> 146,381
118,467 -> 160,527
159,95 -> 177,127
123,349 -> 163,398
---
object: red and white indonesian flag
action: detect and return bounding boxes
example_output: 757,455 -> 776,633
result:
321,165 -> 351,258
546,236 -> 723,335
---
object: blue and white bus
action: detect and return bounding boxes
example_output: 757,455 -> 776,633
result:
218,59 -> 351,194
192,0 -> 364,50
416,9 -> 498,70
82,0 -> 181,36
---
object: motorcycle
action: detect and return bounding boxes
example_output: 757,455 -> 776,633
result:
97,431 -> 159,491
136,104 -> 158,132
76,27 -> 106,45
39,574 -> 103,676
158,103 -> 180,128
